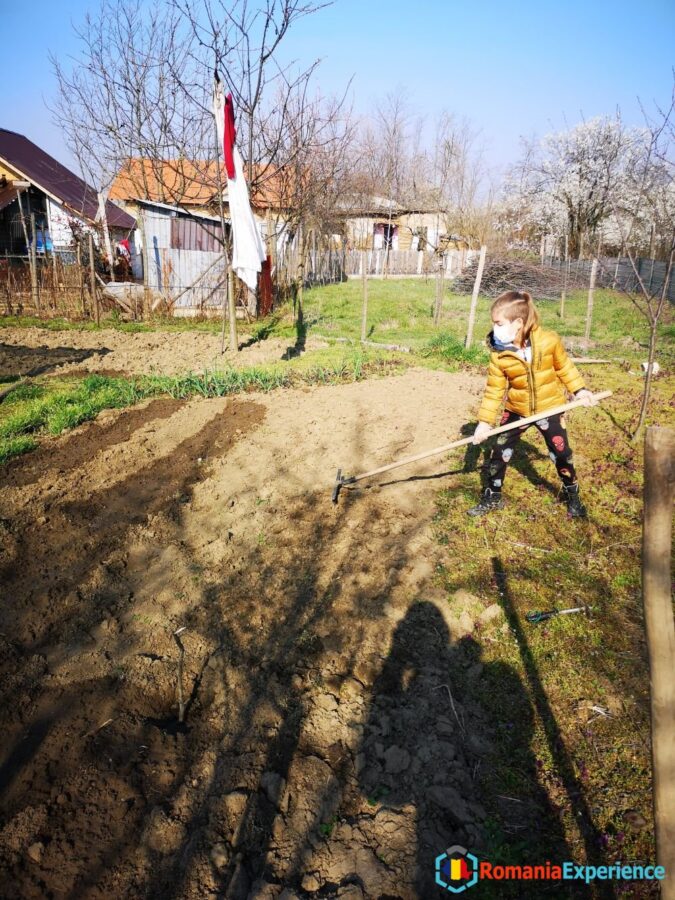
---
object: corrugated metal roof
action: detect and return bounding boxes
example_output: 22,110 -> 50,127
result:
0,129 -> 136,231
132,197 -> 228,223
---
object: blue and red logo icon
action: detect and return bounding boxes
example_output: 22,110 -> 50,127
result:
435,845 -> 479,893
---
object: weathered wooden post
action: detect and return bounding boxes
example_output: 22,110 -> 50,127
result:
76,242 -> 86,317
297,261 -> 304,322
433,253 -> 445,326
642,426 -> 675,900
228,266 -> 238,353
88,232 -> 100,326
360,249 -> 368,342
584,257 -> 597,341
465,245 -> 487,348
29,213 -> 41,312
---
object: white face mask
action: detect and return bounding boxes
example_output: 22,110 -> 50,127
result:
493,321 -> 519,343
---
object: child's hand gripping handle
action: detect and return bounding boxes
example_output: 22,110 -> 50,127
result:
473,390 -> 612,445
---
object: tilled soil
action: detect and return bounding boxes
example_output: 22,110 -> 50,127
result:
0,367 -> 552,899
0,328 -> 331,378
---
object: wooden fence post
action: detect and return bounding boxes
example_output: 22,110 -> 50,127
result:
360,250 -> 368,342
88,232 -> 100,326
297,261 -> 304,321
642,426 -> 675,900
433,255 -> 445,325
228,266 -> 238,353
76,242 -> 86,316
29,213 -> 40,312
584,257 -> 597,341
465,245 -> 487,348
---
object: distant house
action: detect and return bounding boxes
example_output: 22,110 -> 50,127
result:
110,157 -> 289,247
0,128 -> 135,257
338,195 -> 459,253
124,198 -> 231,315
110,158 -> 290,315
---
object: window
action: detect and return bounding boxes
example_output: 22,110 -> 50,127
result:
171,217 -> 223,252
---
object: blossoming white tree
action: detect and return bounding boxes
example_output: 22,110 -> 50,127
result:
504,116 -> 654,258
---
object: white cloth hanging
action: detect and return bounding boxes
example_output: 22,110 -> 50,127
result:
213,79 -> 266,293
227,146 -> 266,293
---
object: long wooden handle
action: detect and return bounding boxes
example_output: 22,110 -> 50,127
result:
348,390 -> 613,484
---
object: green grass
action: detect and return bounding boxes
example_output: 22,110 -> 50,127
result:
430,364 -> 673,893
420,331 -> 489,366
0,433 -> 38,464
2,280 -> 672,365
0,375 -> 145,461
298,280 -> 672,360
0,351 -> 404,463
1,280 -> 672,468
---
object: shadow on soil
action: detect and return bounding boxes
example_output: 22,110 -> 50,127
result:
0,342 -> 110,379
0,397 -> 625,899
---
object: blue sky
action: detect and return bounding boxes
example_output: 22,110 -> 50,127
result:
2,0 -> 673,180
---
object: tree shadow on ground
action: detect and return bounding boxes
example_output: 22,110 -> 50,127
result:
492,557 -> 614,899
358,600 -> 587,899
281,305 -> 307,360
0,342 -> 111,379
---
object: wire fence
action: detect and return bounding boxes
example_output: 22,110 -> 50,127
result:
1,248 -> 672,322
545,255 -> 675,302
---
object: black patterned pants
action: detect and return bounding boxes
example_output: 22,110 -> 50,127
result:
485,409 -> 578,491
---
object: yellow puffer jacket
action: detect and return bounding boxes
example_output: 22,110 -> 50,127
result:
477,326 -> 586,425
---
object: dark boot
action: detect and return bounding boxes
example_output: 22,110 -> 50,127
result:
562,483 -> 587,518
468,488 -> 504,517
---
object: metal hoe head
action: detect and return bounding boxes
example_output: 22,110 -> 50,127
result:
331,469 -> 356,504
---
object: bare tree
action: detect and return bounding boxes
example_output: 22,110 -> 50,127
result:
50,0 -> 344,322
173,0 -> 331,188
270,84 -> 354,265
606,88 -> 675,440
51,2 -> 205,197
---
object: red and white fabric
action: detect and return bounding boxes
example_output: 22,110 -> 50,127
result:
213,77 -> 266,293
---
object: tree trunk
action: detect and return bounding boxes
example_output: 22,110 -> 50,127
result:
465,245 -> 487,347
642,426 -> 675,900
360,249 -> 368,342
632,319 -> 658,441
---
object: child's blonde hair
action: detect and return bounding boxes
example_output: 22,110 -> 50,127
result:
491,290 -> 539,340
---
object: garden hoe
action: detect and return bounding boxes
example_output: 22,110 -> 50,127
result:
331,390 -> 612,503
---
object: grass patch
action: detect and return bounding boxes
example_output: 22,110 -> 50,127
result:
420,331 -> 489,367
430,364 -> 673,889
0,350 -> 405,463
0,433 -> 38,464
3,281 -> 671,372
298,280 -> 672,364
0,375 -> 145,445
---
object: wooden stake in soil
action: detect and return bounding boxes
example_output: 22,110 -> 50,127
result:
360,250 -> 368,342
76,242 -> 86,316
585,257 -> 598,341
227,266 -> 238,353
465,245 -> 487,348
88,232 -> 100,326
173,626 -> 187,723
433,255 -> 445,326
642,426 -> 675,900
220,268 -> 228,354
29,213 -> 41,312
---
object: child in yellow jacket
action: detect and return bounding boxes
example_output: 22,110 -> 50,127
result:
469,290 -> 596,518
